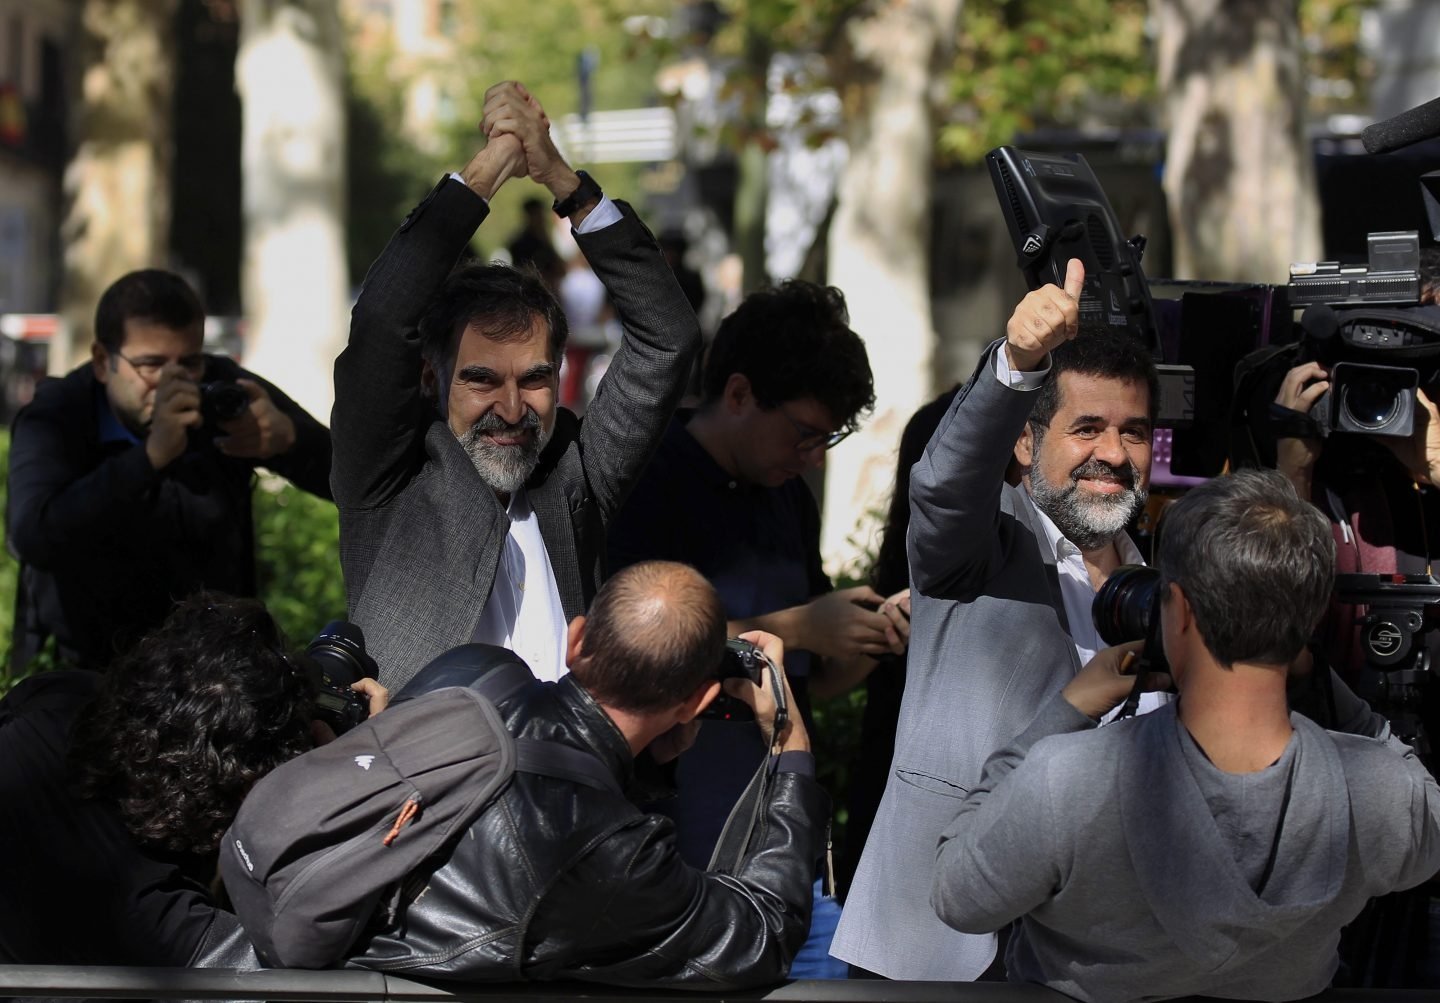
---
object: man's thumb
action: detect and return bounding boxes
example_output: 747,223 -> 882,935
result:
1063,258 -> 1085,300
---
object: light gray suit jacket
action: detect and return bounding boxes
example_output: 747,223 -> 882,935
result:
831,340 -> 1083,979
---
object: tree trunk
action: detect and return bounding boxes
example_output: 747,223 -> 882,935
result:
819,0 -> 963,573
734,30 -> 773,294
236,0 -> 348,421
1156,0 -> 1322,282
55,0 -> 178,375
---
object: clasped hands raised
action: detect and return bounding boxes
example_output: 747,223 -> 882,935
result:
463,81 -> 574,200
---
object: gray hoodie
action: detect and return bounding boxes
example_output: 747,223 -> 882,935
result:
932,682 -> 1440,1002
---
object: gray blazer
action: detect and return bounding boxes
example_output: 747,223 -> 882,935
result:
831,340 -> 1082,979
332,179 -> 700,688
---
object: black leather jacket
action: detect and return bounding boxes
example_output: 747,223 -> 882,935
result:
347,672 -> 827,989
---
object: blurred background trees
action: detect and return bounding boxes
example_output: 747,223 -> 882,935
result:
4,0 -> 1431,648
237,0 -> 349,420
52,0 -> 178,375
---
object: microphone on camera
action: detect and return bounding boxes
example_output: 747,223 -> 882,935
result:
1362,95 -> 1440,154
1299,303 -> 1341,344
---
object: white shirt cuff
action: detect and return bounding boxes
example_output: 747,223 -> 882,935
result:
993,343 -> 1052,391
573,195 -> 621,234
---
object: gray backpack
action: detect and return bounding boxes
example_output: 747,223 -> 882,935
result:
220,645 -> 618,969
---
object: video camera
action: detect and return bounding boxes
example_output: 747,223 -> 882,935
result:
1230,174 -> 1440,456
1255,299 -> 1440,444
296,621 -> 379,735
1091,565 -> 1440,677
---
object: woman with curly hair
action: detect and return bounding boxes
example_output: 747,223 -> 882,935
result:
0,594 -> 383,967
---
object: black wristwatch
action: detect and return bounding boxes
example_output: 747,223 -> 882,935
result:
552,171 -> 603,219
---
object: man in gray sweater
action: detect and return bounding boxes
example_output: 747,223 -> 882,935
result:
932,468 -> 1440,1002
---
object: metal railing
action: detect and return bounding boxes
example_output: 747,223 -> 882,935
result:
0,967 -> 1437,1002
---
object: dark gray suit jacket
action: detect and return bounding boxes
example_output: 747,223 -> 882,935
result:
333,179 -> 699,687
831,339 -> 1083,980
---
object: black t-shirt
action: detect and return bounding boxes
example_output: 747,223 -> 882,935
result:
607,414 -> 830,866
0,671 -> 221,964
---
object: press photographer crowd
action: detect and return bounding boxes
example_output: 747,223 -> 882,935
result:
4,78 -> 1440,1003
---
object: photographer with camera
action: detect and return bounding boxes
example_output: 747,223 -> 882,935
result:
0,594 -> 387,968
1268,350 -> 1440,677
930,469 -> 1440,1003
6,269 -> 332,671
332,560 -> 826,989
1241,247 -> 1440,683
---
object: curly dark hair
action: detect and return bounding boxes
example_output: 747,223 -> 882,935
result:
701,280 -> 875,433
69,595 -> 315,856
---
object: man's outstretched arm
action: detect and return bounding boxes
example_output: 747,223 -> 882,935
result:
908,261 -> 1084,596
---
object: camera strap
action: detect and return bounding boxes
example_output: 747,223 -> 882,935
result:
705,654 -> 789,876
706,750 -> 774,875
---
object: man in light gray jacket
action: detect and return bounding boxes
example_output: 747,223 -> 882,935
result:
932,468 -> 1440,1003
833,260 -> 1160,979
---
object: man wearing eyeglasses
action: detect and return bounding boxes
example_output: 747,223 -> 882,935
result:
6,269 -> 331,671
606,281 -> 905,943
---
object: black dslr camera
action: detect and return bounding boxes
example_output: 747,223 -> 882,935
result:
200,380 -> 250,426
1092,565 -> 1169,717
299,621 -> 379,735
700,637 -> 788,732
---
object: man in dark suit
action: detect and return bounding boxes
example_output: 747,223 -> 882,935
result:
333,82 -> 700,688
6,269 -> 331,671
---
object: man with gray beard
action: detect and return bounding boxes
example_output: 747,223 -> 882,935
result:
333,82 -> 699,688
833,260 -> 1162,981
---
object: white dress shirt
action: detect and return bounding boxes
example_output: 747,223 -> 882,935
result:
453,176 -> 623,678
471,489 -> 570,681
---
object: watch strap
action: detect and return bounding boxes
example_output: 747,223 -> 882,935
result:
552,171 -> 603,219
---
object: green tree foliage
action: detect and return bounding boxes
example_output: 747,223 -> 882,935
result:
252,478 -> 348,646
938,0 -> 1377,164
1302,0 -> 1378,116
940,0 -> 1154,163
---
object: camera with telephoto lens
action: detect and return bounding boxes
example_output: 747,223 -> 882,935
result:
200,380 -> 250,426
300,620 -> 379,735
1092,564 -> 1169,678
700,638 -> 788,732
